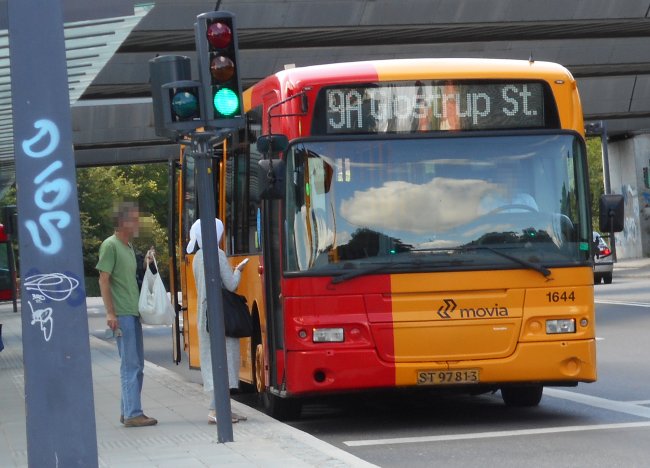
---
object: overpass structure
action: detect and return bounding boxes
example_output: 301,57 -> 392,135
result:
2,0 -> 650,257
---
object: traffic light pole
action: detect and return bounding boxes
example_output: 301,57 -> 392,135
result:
150,10 -> 246,441
192,130 -> 234,442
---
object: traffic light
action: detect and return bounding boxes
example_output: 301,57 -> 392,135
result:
149,55 -> 204,137
195,11 -> 245,129
161,80 -> 204,132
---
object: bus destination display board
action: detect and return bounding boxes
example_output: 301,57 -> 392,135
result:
321,81 -> 549,134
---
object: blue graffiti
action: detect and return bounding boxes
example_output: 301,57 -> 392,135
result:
24,211 -> 71,255
34,178 -> 71,211
22,119 -> 60,158
21,119 -> 71,255
34,160 -> 62,185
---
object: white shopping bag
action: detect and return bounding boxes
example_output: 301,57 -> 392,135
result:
138,255 -> 174,326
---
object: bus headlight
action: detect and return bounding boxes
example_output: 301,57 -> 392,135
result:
313,328 -> 344,343
546,319 -> 576,334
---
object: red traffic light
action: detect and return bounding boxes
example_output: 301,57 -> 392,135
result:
206,22 -> 232,49
210,55 -> 235,82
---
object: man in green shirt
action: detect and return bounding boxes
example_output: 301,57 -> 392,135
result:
97,201 -> 157,427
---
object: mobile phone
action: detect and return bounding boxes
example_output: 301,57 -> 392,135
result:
238,258 -> 250,268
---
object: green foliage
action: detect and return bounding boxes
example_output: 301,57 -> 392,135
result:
586,137 -> 605,230
77,164 -> 171,292
0,166 -> 171,295
0,184 -> 16,206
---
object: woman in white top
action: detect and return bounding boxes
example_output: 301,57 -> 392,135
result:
186,218 -> 248,424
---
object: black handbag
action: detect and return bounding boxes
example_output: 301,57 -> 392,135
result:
222,289 -> 253,338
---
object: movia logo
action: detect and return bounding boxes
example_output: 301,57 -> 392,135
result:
437,298 -> 509,319
437,299 -> 457,318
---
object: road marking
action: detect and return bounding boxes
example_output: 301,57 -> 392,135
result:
343,388 -> 650,447
544,388 -> 650,418
343,421 -> 650,446
595,299 -> 650,308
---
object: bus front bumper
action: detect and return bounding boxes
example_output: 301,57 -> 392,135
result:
283,339 -> 596,396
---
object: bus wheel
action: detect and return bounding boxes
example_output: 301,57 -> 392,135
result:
254,343 -> 265,394
501,385 -> 543,407
254,344 -> 302,420
261,391 -> 302,421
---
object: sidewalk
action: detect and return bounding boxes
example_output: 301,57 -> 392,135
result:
612,256 -> 650,279
0,299 -> 377,468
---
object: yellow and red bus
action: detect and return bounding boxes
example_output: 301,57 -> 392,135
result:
175,58 -> 623,419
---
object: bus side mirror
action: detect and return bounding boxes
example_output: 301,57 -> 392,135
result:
599,194 -> 624,233
257,134 -> 289,154
258,159 -> 286,200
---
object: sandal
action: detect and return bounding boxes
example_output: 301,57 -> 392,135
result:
232,412 -> 247,422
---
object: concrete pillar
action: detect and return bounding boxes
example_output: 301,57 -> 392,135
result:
607,136 -> 645,258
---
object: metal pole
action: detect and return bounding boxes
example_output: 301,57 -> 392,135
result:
193,131 -> 234,442
8,0 -> 98,465
600,120 -> 611,195
168,157 -> 182,364
598,121 -> 617,260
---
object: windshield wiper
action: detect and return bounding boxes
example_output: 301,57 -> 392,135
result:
329,257 -> 471,284
464,245 -> 551,278
330,262 -> 394,284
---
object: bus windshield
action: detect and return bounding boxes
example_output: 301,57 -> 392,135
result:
284,133 -> 591,275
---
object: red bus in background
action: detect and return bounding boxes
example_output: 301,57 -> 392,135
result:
0,223 -> 16,301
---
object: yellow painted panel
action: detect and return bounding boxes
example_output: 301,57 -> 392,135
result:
373,58 -> 583,133
389,267 -> 594,375
395,339 -> 596,386
374,59 -> 573,82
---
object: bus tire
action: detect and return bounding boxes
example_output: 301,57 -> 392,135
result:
501,385 -> 543,407
261,391 -> 302,421
253,341 -> 302,420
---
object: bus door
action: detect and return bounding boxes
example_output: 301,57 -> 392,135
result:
260,91 -> 287,394
179,147 -> 200,368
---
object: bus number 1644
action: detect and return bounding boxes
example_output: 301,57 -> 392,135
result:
546,291 -> 575,302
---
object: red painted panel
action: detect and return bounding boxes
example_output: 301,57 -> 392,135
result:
285,349 -> 395,394
281,274 -> 395,392
246,62 -> 379,139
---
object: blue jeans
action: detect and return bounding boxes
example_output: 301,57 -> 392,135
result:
116,315 -> 144,419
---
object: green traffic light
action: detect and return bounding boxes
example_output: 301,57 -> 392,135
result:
171,91 -> 199,119
213,87 -> 239,116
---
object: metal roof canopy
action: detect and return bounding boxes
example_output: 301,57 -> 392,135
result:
5,0 -> 650,195
0,1 -> 151,197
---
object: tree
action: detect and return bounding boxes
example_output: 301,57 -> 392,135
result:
586,137 -> 605,231
0,165 -> 171,296
77,164 -> 170,295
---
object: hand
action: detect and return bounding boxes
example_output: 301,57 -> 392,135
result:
107,311 -> 118,331
237,258 -> 249,271
145,246 -> 155,265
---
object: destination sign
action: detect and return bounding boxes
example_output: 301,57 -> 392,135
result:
320,81 -> 549,134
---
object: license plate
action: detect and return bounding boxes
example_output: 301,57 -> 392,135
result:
417,369 -> 480,385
